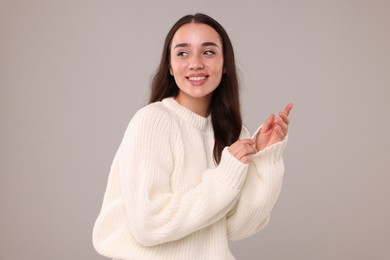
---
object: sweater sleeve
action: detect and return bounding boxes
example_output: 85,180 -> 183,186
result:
226,126 -> 287,240
117,107 -> 248,247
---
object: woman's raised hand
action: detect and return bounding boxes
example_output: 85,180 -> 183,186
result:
255,103 -> 293,152
229,103 -> 293,163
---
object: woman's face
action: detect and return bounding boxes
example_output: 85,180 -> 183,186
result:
169,23 -> 224,108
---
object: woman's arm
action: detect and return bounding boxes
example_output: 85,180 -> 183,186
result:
226,103 -> 292,240
117,107 -> 249,247
226,138 -> 286,240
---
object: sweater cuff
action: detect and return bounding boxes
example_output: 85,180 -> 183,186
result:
252,135 -> 288,166
216,147 -> 248,191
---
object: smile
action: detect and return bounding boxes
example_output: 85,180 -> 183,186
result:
187,76 -> 207,81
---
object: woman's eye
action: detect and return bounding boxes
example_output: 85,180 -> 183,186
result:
204,50 -> 216,56
177,51 -> 188,57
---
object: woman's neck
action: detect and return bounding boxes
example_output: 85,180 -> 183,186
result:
175,93 -> 212,117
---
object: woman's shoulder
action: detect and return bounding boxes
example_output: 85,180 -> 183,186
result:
135,100 -> 173,120
118,101 -> 176,155
128,99 -> 175,132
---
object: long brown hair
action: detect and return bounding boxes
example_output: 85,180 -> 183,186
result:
149,13 -> 242,164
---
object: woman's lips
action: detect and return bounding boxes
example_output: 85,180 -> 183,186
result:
186,75 -> 208,86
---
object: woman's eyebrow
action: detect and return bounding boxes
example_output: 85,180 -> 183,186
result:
173,43 -> 190,49
202,42 -> 219,48
173,42 -> 220,49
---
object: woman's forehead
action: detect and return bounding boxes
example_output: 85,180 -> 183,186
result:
171,23 -> 222,47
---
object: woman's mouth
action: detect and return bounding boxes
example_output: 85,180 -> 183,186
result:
186,75 -> 208,86
188,76 -> 206,81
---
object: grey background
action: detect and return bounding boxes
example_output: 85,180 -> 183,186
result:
1,0 -> 389,259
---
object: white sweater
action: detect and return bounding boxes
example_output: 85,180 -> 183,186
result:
93,97 -> 287,260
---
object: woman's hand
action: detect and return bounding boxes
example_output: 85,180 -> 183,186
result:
228,139 -> 257,164
255,103 -> 293,152
229,103 -> 293,163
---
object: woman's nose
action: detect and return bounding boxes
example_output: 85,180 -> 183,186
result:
189,56 -> 204,70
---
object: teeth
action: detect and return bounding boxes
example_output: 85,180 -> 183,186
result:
188,76 -> 206,81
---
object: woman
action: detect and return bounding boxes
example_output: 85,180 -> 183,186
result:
93,13 -> 293,260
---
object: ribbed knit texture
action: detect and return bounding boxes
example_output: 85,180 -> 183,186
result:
93,97 -> 287,260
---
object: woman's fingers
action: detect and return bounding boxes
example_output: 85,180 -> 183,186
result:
276,115 -> 288,133
230,140 -> 256,157
228,139 -> 257,164
240,156 -> 251,164
275,103 -> 293,138
279,111 -> 289,125
255,103 -> 293,150
259,114 -> 275,134
229,139 -> 254,152
283,103 -> 293,116
234,144 -> 257,162
275,124 -> 286,139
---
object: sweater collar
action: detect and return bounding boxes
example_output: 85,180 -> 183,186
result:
162,97 -> 213,132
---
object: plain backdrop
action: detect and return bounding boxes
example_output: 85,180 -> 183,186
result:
1,0 -> 389,259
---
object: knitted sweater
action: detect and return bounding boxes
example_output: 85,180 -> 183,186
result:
93,97 -> 287,260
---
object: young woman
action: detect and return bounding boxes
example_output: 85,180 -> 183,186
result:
93,13 -> 293,260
